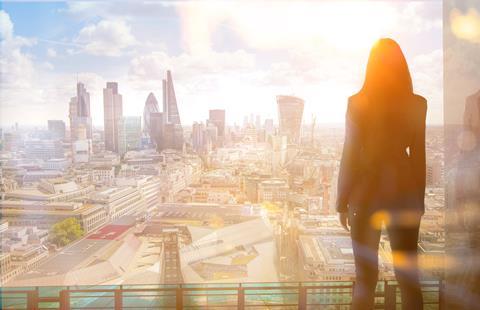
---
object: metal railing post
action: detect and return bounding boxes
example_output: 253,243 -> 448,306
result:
176,285 -> 183,310
26,291 -> 38,310
114,289 -> 123,310
238,284 -> 245,310
384,281 -> 396,310
298,284 -> 307,310
59,290 -> 70,310
439,279 -> 444,310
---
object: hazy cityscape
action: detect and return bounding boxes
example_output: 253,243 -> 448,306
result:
7,1 -> 480,308
0,70 -> 445,287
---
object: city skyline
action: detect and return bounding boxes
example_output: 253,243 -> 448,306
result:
0,1 -> 443,127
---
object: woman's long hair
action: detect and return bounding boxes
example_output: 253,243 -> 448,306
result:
360,38 -> 413,100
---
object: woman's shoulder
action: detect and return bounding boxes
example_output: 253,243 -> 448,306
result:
347,93 -> 427,117
349,92 -> 427,105
410,94 -> 427,114
347,93 -> 368,111
348,93 -> 365,104
412,94 -> 427,107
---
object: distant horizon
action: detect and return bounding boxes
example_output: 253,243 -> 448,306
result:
0,121 -> 446,132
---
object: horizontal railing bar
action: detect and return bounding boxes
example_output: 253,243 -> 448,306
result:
120,306 -> 177,308
307,303 -> 353,306
69,308 -> 117,310
2,279 -> 438,288
210,306 -> 298,308
0,291 -> 36,294
122,294 -> 177,296
1,280 -> 441,290
37,297 -> 61,302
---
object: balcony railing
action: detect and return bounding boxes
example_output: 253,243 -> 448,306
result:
0,280 -> 443,309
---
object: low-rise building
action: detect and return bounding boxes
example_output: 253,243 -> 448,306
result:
115,176 -> 161,216
6,179 -> 94,202
72,139 -> 92,163
10,244 -> 49,275
90,187 -> 146,221
0,253 -> 22,285
257,178 -> 289,203
0,200 -> 107,233
43,158 -> 71,171
90,166 -> 115,185
297,235 -> 356,281
25,139 -> 64,160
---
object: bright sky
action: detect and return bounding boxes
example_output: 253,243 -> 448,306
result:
0,1 -> 443,127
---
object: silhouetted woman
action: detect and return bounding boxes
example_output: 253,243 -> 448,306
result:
337,38 -> 426,310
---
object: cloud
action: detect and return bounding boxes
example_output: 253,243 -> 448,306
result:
397,2 -> 442,34
0,10 -> 107,126
0,10 -> 37,91
450,8 -> 480,44
0,11 -> 49,125
75,19 -> 136,56
128,49 -> 255,87
0,10 -> 13,40
65,2 -> 171,20
411,49 -> 444,124
46,47 -> 57,57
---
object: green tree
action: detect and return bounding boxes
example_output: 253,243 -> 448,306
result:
50,217 -> 84,247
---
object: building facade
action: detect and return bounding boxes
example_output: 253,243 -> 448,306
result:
69,82 -> 92,141
48,120 -> 66,140
118,116 -> 142,155
103,82 -> 123,153
277,95 -> 304,144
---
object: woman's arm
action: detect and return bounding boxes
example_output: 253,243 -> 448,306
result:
336,99 -> 362,213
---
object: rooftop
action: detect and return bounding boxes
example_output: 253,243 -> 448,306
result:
9,217 -> 137,286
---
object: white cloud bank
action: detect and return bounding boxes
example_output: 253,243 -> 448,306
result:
75,19 -> 136,56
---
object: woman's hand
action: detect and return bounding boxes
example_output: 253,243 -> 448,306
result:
338,212 -> 350,231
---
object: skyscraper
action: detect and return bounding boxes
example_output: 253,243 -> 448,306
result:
192,122 -> 206,152
69,82 -> 92,141
264,118 -> 274,136
143,92 -> 160,138
142,71 -> 183,152
149,112 -> 164,150
118,116 -> 142,155
68,97 -> 77,139
77,82 -> 90,117
72,124 -> 92,163
163,123 -> 176,151
271,135 -> 287,176
163,70 -> 181,126
205,122 -> 218,147
162,70 -> 183,150
276,95 -> 304,144
103,82 -> 123,153
208,109 -> 225,147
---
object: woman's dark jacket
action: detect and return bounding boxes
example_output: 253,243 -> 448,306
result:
336,93 -> 427,214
